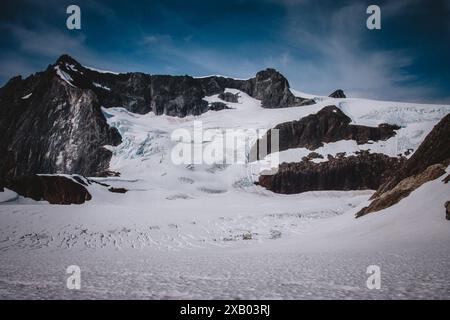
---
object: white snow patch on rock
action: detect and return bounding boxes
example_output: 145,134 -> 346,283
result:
54,65 -> 75,87
93,82 -> 111,91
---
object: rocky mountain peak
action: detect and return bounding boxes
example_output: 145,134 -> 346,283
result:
329,89 -> 346,98
55,54 -> 80,66
254,68 -> 286,82
251,68 -> 315,108
0,56 -> 122,181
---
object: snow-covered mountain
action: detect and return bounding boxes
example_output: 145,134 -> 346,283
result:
0,55 -> 449,299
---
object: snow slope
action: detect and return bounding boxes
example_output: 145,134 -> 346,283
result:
0,89 -> 449,299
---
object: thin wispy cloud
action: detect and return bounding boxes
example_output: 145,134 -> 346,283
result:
275,1 -> 444,102
140,34 -> 173,45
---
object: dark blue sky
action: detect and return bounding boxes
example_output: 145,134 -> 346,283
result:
1,0 -> 449,103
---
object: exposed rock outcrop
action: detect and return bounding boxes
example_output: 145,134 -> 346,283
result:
329,89 -> 346,98
96,170 -> 121,177
1,175 -> 92,204
258,153 -> 404,194
47,56 -> 315,115
445,201 -> 450,220
218,92 -> 239,103
307,152 -> 324,160
0,62 -> 122,181
372,113 -> 450,198
252,106 -> 400,159
356,114 -> 450,217
108,187 -> 128,194
208,102 -> 231,111
356,164 -> 447,217
247,68 -> 314,108
444,174 -> 450,184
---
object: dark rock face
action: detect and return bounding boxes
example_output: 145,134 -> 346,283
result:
208,102 -> 231,111
2,175 -> 92,204
108,187 -> 128,194
195,76 -> 252,98
252,106 -> 400,158
47,56 -> 315,115
218,92 -> 239,103
53,55 -> 153,114
248,69 -> 315,108
356,114 -> 450,218
258,153 -> 404,194
36,55 -> 244,116
96,170 -> 121,177
372,113 -> 450,198
444,174 -> 450,184
149,75 -> 210,116
307,152 -> 324,160
249,68 -> 297,108
329,89 -> 346,98
0,61 -> 122,181
356,164 -> 446,218
445,201 -> 450,221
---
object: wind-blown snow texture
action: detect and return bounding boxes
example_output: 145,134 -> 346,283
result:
1,84 -> 450,299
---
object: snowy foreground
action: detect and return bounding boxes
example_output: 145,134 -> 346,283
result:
1,90 -> 449,299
